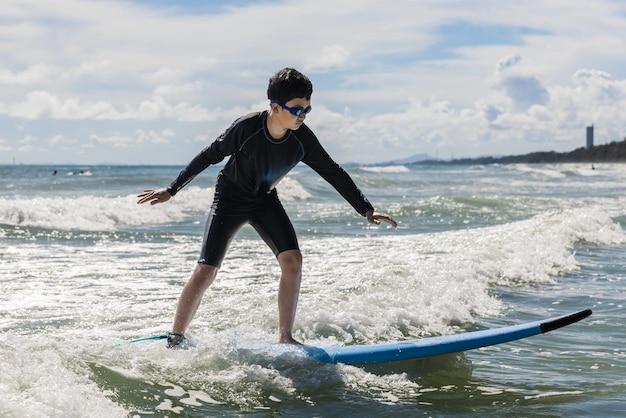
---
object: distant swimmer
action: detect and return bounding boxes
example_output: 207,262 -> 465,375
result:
67,170 -> 93,176
51,170 -> 57,176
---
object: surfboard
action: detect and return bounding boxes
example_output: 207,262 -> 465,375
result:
299,308 -> 592,365
126,309 -> 591,365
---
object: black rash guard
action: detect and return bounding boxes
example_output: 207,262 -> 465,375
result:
166,110 -> 374,216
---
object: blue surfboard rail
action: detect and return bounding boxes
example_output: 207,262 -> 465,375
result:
301,309 -> 592,365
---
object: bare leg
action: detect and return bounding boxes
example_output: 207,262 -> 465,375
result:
276,249 -> 303,344
172,263 -> 218,335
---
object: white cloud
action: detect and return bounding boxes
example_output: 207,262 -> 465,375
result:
5,91 -> 222,122
90,133 -> 135,149
136,128 -> 175,145
304,45 -> 352,71
50,134 -> 65,145
18,135 -> 34,144
0,138 -> 12,152
0,64 -> 53,85
17,144 -> 34,153
573,69 -> 613,83
8,91 -> 115,120
16,135 -> 36,153
60,58 -> 113,81
90,128 -> 176,149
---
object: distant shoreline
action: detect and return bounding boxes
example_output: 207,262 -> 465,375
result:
417,139 -> 626,165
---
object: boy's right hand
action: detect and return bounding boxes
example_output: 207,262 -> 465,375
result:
137,188 -> 171,205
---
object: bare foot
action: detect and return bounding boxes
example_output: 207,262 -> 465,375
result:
278,335 -> 303,345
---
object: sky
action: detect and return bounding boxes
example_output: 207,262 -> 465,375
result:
1,0 -> 626,165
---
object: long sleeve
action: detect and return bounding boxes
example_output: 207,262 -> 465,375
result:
166,147 -> 216,196
300,132 -> 373,216
166,114 -> 250,196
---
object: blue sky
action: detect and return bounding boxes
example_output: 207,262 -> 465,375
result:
1,0 -> 626,165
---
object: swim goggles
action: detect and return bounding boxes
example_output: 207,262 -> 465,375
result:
270,100 -> 312,117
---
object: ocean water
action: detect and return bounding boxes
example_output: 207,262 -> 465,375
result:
1,162 -> 625,417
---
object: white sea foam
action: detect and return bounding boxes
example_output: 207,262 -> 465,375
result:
276,176 -> 312,201
509,164 -> 568,179
0,336 -> 129,417
290,207 -> 624,342
0,177 -> 310,231
361,165 -> 410,173
0,187 -> 211,231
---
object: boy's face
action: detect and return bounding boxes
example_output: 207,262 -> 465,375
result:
273,97 -> 311,131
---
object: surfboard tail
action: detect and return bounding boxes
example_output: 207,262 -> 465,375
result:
539,308 -> 592,334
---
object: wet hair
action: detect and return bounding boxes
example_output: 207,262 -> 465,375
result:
267,68 -> 313,103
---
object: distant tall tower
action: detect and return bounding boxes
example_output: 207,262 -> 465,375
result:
586,125 -> 594,149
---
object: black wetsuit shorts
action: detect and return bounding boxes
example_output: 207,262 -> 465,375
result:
198,185 -> 298,268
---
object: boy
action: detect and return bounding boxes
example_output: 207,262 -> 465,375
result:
137,68 -> 397,347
